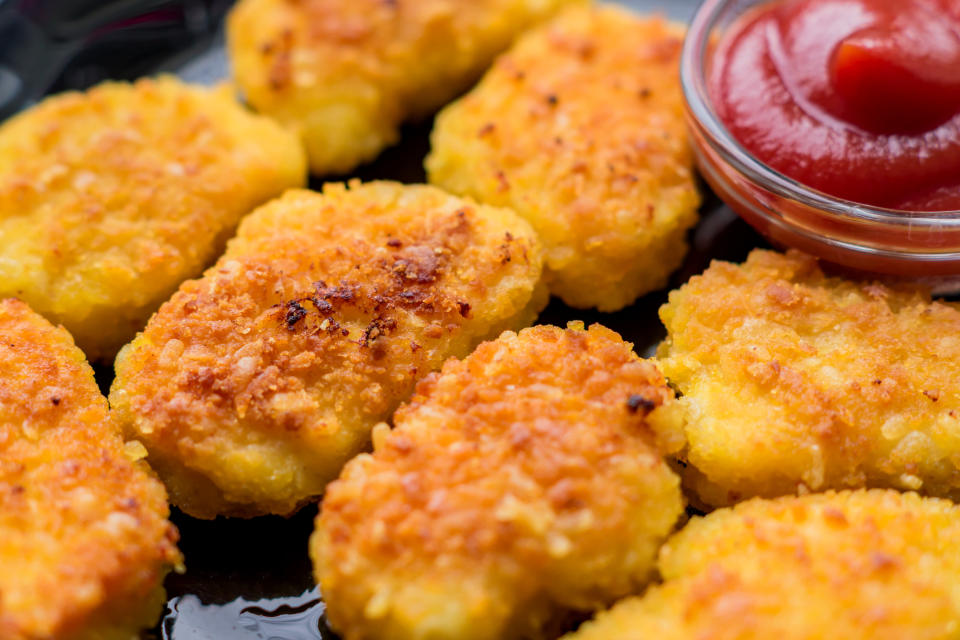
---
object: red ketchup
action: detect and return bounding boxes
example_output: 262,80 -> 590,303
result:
710,0 -> 960,211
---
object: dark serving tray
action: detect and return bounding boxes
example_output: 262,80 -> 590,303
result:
0,0 -> 766,637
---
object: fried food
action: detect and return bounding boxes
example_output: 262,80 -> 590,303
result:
426,5 -> 700,311
0,75 -> 307,361
0,299 -> 181,640
227,0 -> 581,175
657,249 -> 960,507
566,490 -> 960,640
110,181 -> 547,519
311,322 -> 685,640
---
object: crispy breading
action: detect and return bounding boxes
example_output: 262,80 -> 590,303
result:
566,490 -> 960,640
0,76 -> 307,361
0,299 -> 181,640
226,0 -> 581,175
110,181 -> 547,519
311,323 -> 685,640
657,249 -> 960,507
426,5 -> 700,311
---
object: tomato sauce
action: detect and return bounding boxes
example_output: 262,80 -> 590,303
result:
710,0 -> 960,211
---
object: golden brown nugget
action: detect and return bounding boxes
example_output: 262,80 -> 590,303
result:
312,323 -> 685,640
0,76 -> 307,361
657,249 -> 960,508
110,181 -> 546,519
566,490 -> 960,640
227,0 -> 580,175
427,5 -> 700,311
0,299 -> 181,640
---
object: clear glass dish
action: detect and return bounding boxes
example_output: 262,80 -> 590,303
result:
681,0 -> 960,292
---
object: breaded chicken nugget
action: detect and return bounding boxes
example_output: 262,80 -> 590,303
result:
110,181 -> 546,519
657,249 -> 960,508
227,0 -> 581,175
0,76 -> 306,361
311,323 -> 685,640
566,490 -> 960,640
0,299 -> 181,640
426,5 -> 700,311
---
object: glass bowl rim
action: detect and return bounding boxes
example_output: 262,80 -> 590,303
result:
679,0 -> 960,229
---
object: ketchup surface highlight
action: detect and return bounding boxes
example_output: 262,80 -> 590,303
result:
710,0 -> 960,211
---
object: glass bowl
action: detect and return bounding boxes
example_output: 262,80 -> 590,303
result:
680,0 -> 960,292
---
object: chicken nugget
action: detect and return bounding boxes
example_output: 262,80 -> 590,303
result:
0,76 -> 307,361
426,5 -> 700,311
109,181 -> 547,519
566,490 -> 960,640
227,0 -> 581,175
657,249 -> 960,508
311,322 -> 685,640
0,299 -> 181,640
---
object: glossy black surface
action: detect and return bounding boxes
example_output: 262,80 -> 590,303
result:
0,0 -> 231,118
3,1 -> 767,638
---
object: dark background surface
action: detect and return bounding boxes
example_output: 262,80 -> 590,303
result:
0,1 -> 765,638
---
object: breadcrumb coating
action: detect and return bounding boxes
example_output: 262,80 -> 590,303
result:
0,76 -> 307,361
312,323 -> 685,640
427,5 -> 700,311
227,0 -> 580,175
0,299 -> 181,640
657,249 -> 960,507
110,181 -> 546,519
566,490 -> 960,640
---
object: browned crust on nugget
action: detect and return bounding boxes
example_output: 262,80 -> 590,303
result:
110,181 -> 546,518
0,76 -> 306,361
0,299 -> 180,640
312,323 -> 684,640
227,0 -> 581,174
658,249 -> 960,507
566,490 -> 960,640
427,6 -> 700,310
